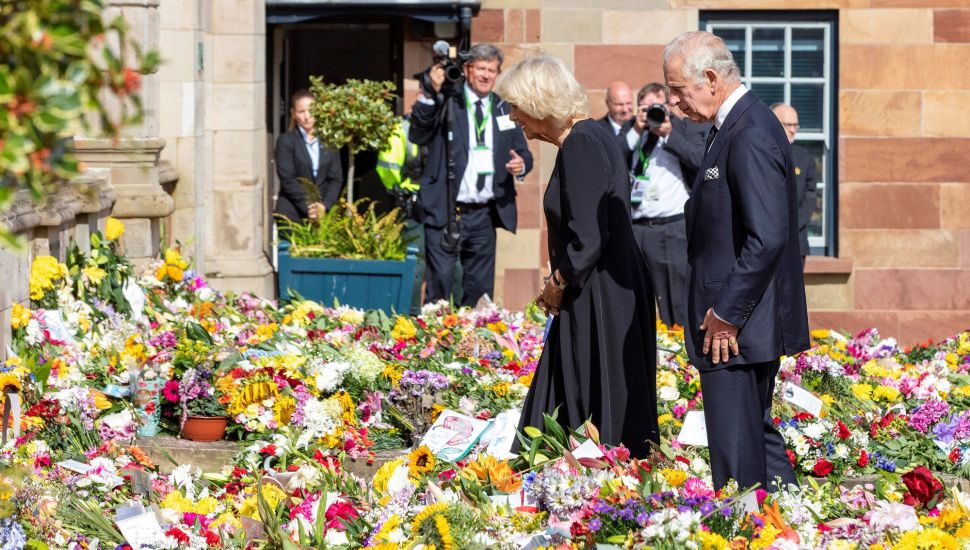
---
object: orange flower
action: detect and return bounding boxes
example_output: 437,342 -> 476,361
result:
463,454 -> 521,493
128,446 -> 156,469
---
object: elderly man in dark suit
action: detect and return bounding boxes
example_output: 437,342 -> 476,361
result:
409,44 -> 534,307
596,81 -> 635,136
664,31 -> 810,491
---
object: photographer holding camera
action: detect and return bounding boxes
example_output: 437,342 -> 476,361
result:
409,43 -> 533,308
626,82 -> 710,328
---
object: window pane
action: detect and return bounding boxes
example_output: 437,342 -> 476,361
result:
713,28 -> 746,75
791,28 -> 824,78
751,82 -> 784,107
752,28 -> 784,77
791,84 -> 824,132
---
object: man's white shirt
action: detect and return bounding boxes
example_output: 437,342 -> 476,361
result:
457,84 -> 495,204
631,135 -> 690,219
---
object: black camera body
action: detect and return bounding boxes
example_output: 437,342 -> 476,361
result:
416,41 -> 471,99
645,103 -> 669,129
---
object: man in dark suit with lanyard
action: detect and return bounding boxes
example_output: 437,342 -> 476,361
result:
664,31 -> 810,491
623,82 -> 709,328
410,44 -> 534,307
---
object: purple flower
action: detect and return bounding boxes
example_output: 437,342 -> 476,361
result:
909,400 -> 950,433
588,518 -> 602,532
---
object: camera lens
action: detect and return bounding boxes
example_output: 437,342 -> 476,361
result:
646,104 -> 667,128
445,64 -> 464,83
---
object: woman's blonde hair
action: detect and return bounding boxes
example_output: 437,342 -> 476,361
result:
494,53 -> 588,127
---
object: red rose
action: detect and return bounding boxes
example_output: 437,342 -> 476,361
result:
835,420 -> 852,440
857,450 -> 869,468
786,449 -> 797,467
812,458 -> 834,477
259,444 -> 277,456
902,466 -> 944,509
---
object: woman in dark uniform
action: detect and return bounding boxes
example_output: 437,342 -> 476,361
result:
495,55 -> 659,457
274,89 -> 343,223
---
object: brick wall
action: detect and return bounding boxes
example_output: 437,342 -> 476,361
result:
476,0 -> 970,343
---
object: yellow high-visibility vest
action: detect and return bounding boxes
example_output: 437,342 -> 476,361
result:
376,120 -> 420,193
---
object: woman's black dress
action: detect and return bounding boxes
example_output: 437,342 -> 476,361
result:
517,119 -> 660,457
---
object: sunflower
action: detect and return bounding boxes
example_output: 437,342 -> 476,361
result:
273,396 -> 296,426
0,372 -> 22,392
407,445 -> 436,478
229,377 -> 279,415
434,515 -> 454,550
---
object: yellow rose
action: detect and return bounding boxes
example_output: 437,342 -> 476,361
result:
105,217 -> 125,241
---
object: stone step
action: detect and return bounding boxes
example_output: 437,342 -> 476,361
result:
136,435 -> 408,477
137,435 -> 242,473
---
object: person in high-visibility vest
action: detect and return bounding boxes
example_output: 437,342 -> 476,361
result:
377,117 -> 430,314
376,118 -> 421,195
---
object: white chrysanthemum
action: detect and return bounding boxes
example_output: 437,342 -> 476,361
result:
296,397 -> 340,448
25,319 -> 44,345
309,358 -> 352,394
803,421 -> 826,440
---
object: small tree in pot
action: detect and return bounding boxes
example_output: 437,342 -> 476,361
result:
308,77 -> 399,203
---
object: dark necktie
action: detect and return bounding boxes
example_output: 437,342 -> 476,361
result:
705,125 -> 718,152
475,99 -> 486,191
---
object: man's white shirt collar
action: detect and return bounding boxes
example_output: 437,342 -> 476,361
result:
714,84 -> 748,130
609,116 -> 623,135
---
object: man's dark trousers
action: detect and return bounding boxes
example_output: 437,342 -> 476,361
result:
699,359 -> 797,491
632,217 -> 689,328
424,204 -> 496,308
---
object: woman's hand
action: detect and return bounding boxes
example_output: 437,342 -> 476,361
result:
307,202 -> 326,221
536,271 -> 566,316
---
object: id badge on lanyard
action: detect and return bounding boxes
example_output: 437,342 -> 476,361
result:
636,150 -> 660,202
472,145 -> 494,175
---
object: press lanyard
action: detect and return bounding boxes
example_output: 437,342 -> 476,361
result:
465,92 -> 491,142
637,147 -> 651,179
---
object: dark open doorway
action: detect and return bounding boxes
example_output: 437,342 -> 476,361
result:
270,19 -> 404,217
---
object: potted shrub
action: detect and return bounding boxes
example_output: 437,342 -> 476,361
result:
308,77 -> 399,203
277,198 -> 417,313
177,367 -> 228,442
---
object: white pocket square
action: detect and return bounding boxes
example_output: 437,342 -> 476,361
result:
704,167 -> 719,181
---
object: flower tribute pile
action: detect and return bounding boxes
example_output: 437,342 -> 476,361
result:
1,220 -> 970,549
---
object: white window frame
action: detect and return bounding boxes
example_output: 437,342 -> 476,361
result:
706,20 -> 833,254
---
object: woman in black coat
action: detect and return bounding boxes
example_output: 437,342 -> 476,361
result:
495,55 -> 660,457
274,89 -> 343,223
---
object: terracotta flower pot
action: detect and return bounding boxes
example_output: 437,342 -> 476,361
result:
180,416 -> 228,442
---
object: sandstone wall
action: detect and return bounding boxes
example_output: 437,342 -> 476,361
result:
476,0 -> 970,342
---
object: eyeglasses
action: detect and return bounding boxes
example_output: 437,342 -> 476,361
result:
781,122 -> 800,130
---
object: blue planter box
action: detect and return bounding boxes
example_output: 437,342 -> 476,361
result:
277,241 -> 418,314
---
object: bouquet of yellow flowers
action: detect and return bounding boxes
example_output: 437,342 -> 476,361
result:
29,255 -> 68,309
